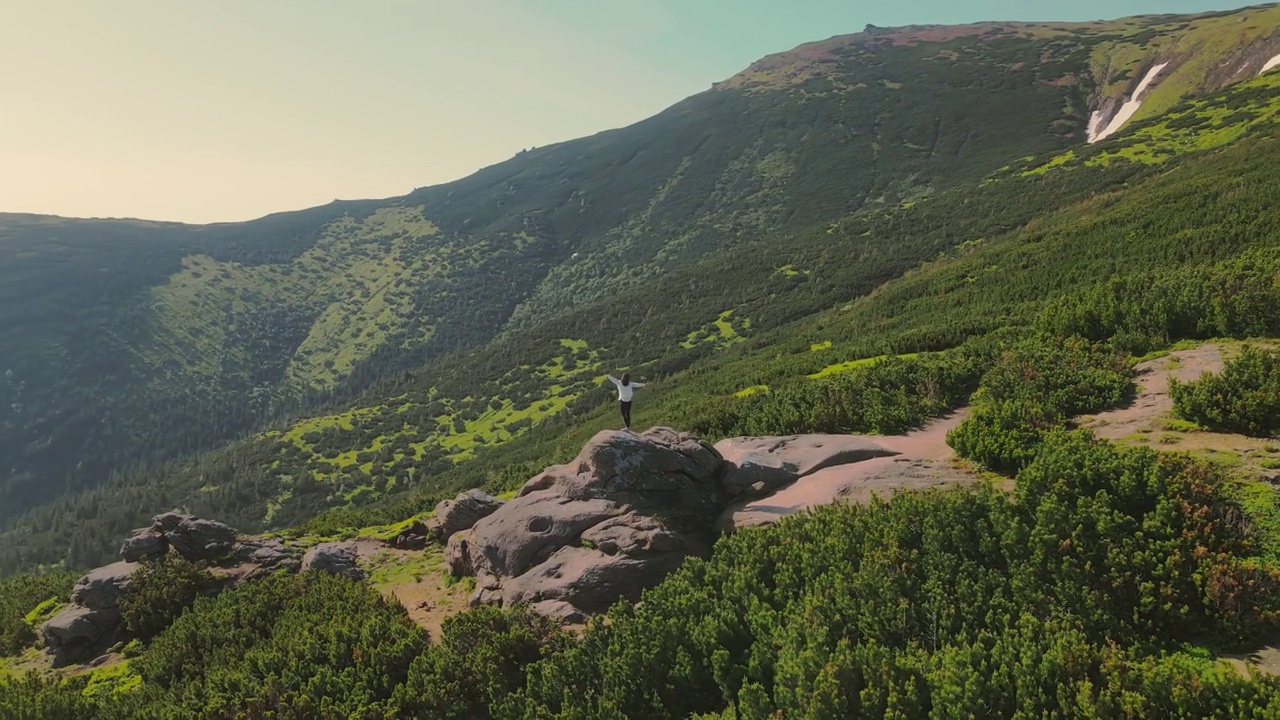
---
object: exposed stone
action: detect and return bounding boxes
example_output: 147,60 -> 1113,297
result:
451,427 -> 726,617
448,495 -> 625,579
500,540 -> 692,613
232,538 -> 302,573
450,425 -> 966,623
531,599 -> 587,624
41,605 -> 122,666
159,514 -> 238,562
715,435 -> 897,485
580,512 -> 689,557
151,512 -> 188,534
426,489 -> 505,541
71,561 -> 138,610
120,529 -> 168,563
300,541 -> 365,580
718,456 -> 977,533
387,520 -> 429,548
396,533 -> 427,550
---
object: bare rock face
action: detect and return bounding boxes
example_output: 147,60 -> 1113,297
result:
152,513 -> 238,562
120,529 -> 168,563
70,561 -> 139,610
301,542 -> 365,581
714,434 -> 897,497
233,538 -> 303,574
41,605 -> 123,666
44,561 -> 138,665
426,489 -> 504,541
447,427 -> 726,619
531,599 -> 587,624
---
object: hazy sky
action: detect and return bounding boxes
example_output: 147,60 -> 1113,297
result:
0,0 -> 1258,223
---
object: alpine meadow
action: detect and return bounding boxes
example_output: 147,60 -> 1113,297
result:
6,5 -> 1280,718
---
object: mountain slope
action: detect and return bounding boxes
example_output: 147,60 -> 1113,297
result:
6,74 -> 1278,572
3,5 -> 1279,526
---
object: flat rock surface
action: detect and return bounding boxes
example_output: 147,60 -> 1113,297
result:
715,434 -> 897,478
70,561 -> 138,610
720,411 -> 978,532
301,541 -> 365,580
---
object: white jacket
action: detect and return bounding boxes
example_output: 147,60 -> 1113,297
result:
607,375 -> 644,401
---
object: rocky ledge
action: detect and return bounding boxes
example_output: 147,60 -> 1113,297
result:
444,426 -> 920,621
42,512 -> 306,665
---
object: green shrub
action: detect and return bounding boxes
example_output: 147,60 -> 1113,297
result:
1171,346 -> 1280,437
0,571 -> 76,656
395,605 -> 567,719
948,336 -> 1132,474
118,556 -> 216,640
947,399 -> 1065,475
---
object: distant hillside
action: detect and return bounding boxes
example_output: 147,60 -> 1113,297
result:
2,4 -> 1279,529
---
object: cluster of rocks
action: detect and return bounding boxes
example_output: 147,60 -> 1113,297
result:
42,512 -> 306,665
384,489 -> 505,551
442,427 -> 895,622
40,426 -> 924,663
41,561 -> 137,665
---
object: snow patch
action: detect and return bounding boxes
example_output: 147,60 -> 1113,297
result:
1086,110 -> 1109,140
1262,54 -> 1280,75
1088,62 -> 1170,144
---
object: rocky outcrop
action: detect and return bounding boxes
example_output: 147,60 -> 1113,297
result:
447,427 -> 724,618
301,542 -> 365,580
715,434 -> 897,498
232,538 -> 303,574
153,512 -> 238,561
442,426 -> 954,622
70,561 -> 138,610
42,605 -> 123,665
426,489 -> 504,541
43,561 -> 139,665
120,529 -> 168,563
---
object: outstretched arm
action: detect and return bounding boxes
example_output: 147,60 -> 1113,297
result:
606,375 -> 621,386
631,381 -> 646,388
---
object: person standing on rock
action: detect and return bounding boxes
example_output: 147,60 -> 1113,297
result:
607,372 -> 645,431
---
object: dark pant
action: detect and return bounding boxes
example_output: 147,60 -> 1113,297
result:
620,401 -> 632,428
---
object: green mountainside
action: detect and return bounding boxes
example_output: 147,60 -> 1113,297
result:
4,5 -> 1280,716
6,6 -> 1280,524
4,4 -> 1280,564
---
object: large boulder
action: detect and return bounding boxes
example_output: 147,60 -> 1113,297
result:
41,605 -> 122,666
120,529 -> 168,562
447,427 -> 727,619
233,538 -> 302,573
501,544 -> 688,613
152,513 -> 238,561
70,561 -> 138,610
301,542 -> 365,580
426,489 -> 504,541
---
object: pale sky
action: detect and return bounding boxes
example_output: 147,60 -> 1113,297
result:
0,0 -> 1258,223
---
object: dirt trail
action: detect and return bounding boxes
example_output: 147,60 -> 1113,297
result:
1079,344 -> 1224,441
725,409 -> 983,529
1078,342 -> 1280,474
353,538 -> 471,642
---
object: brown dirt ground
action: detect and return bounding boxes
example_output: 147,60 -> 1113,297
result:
352,538 -> 472,642
1079,342 -> 1280,478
